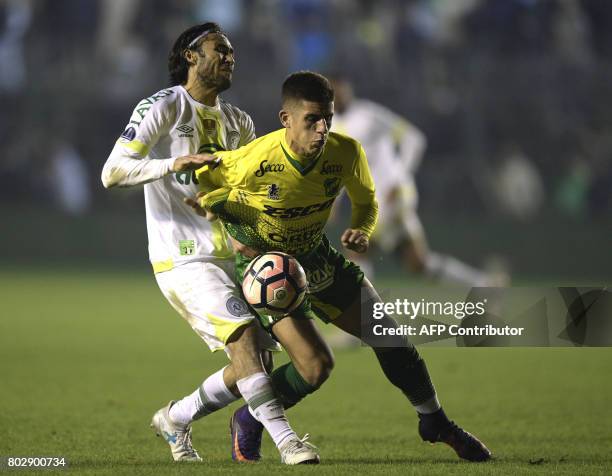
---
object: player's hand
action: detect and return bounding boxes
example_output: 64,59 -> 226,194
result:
184,192 -> 218,221
341,228 -> 369,253
172,154 -> 221,172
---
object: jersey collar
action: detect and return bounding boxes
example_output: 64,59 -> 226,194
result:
280,131 -> 324,176
180,85 -> 221,111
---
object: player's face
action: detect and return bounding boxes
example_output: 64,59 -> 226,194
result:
282,100 -> 334,158
192,33 -> 235,92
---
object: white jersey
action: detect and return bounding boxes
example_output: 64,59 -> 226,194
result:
102,85 -> 255,272
332,99 -> 426,202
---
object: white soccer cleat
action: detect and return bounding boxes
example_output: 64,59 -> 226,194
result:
150,401 -> 202,462
278,434 -> 320,465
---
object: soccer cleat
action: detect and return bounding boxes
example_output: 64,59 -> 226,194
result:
229,405 -> 263,462
418,418 -> 492,462
150,401 -> 202,462
278,434 -> 320,465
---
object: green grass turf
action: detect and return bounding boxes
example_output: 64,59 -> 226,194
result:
0,268 -> 611,475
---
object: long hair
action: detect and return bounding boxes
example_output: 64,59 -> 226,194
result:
167,22 -> 222,86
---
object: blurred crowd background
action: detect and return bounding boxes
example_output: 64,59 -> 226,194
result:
1,0 -> 610,279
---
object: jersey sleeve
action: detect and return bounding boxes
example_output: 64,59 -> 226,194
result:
344,143 -> 378,237
101,95 -> 176,188
239,113 -> 256,146
195,148 -> 242,193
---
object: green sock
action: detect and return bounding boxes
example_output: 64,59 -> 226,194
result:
271,362 -> 318,409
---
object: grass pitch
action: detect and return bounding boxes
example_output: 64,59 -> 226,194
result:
0,267 -> 610,475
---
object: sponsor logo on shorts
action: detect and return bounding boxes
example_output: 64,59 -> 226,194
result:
226,296 -> 249,316
306,262 -> 335,292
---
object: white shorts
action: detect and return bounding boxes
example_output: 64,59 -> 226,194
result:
155,259 -> 280,353
372,178 -> 423,253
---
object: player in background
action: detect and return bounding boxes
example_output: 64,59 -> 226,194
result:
191,71 -> 492,463
330,76 -> 507,286
101,23 -> 319,465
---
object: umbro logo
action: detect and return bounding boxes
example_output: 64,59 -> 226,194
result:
177,124 -> 194,137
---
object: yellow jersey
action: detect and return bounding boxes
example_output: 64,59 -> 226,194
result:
196,128 -> 378,256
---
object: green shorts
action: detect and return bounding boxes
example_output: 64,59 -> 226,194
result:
235,235 -> 364,331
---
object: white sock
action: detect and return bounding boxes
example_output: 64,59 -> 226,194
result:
414,395 -> 441,414
425,252 -> 488,286
169,366 -> 238,426
236,372 -> 296,448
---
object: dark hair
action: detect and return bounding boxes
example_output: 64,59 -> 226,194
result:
282,71 -> 334,105
168,22 -> 223,86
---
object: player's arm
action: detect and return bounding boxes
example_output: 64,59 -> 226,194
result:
194,149 -> 236,189
101,97 -> 212,188
192,149 -> 244,211
342,143 -> 379,253
238,112 -> 256,145
376,104 -> 426,174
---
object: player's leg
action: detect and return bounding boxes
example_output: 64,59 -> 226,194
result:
153,260 -> 318,464
330,278 -> 491,462
395,184 -> 505,286
271,316 -> 335,407
222,347 -> 274,396
229,312 -> 334,462
400,216 -> 494,286
224,321 -> 317,463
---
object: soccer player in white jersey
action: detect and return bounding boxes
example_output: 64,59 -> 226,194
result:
101,23 -> 319,465
330,76 -> 507,286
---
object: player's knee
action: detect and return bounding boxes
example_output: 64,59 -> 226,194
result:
225,322 -> 266,376
299,351 -> 335,388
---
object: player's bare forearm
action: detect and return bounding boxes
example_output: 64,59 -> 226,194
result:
341,228 -> 369,253
173,154 -> 221,172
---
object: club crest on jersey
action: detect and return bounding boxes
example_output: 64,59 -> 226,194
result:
226,130 -> 240,150
323,177 -> 341,197
120,126 -> 136,142
203,118 -> 217,138
320,160 -> 342,175
267,184 -> 281,200
255,160 -> 285,177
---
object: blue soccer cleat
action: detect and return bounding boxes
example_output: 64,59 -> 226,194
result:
230,404 -> 264,462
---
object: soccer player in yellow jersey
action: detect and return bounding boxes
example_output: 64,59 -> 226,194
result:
189,71 -> 492,463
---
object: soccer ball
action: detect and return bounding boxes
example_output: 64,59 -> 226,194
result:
242,252 -> 308,317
